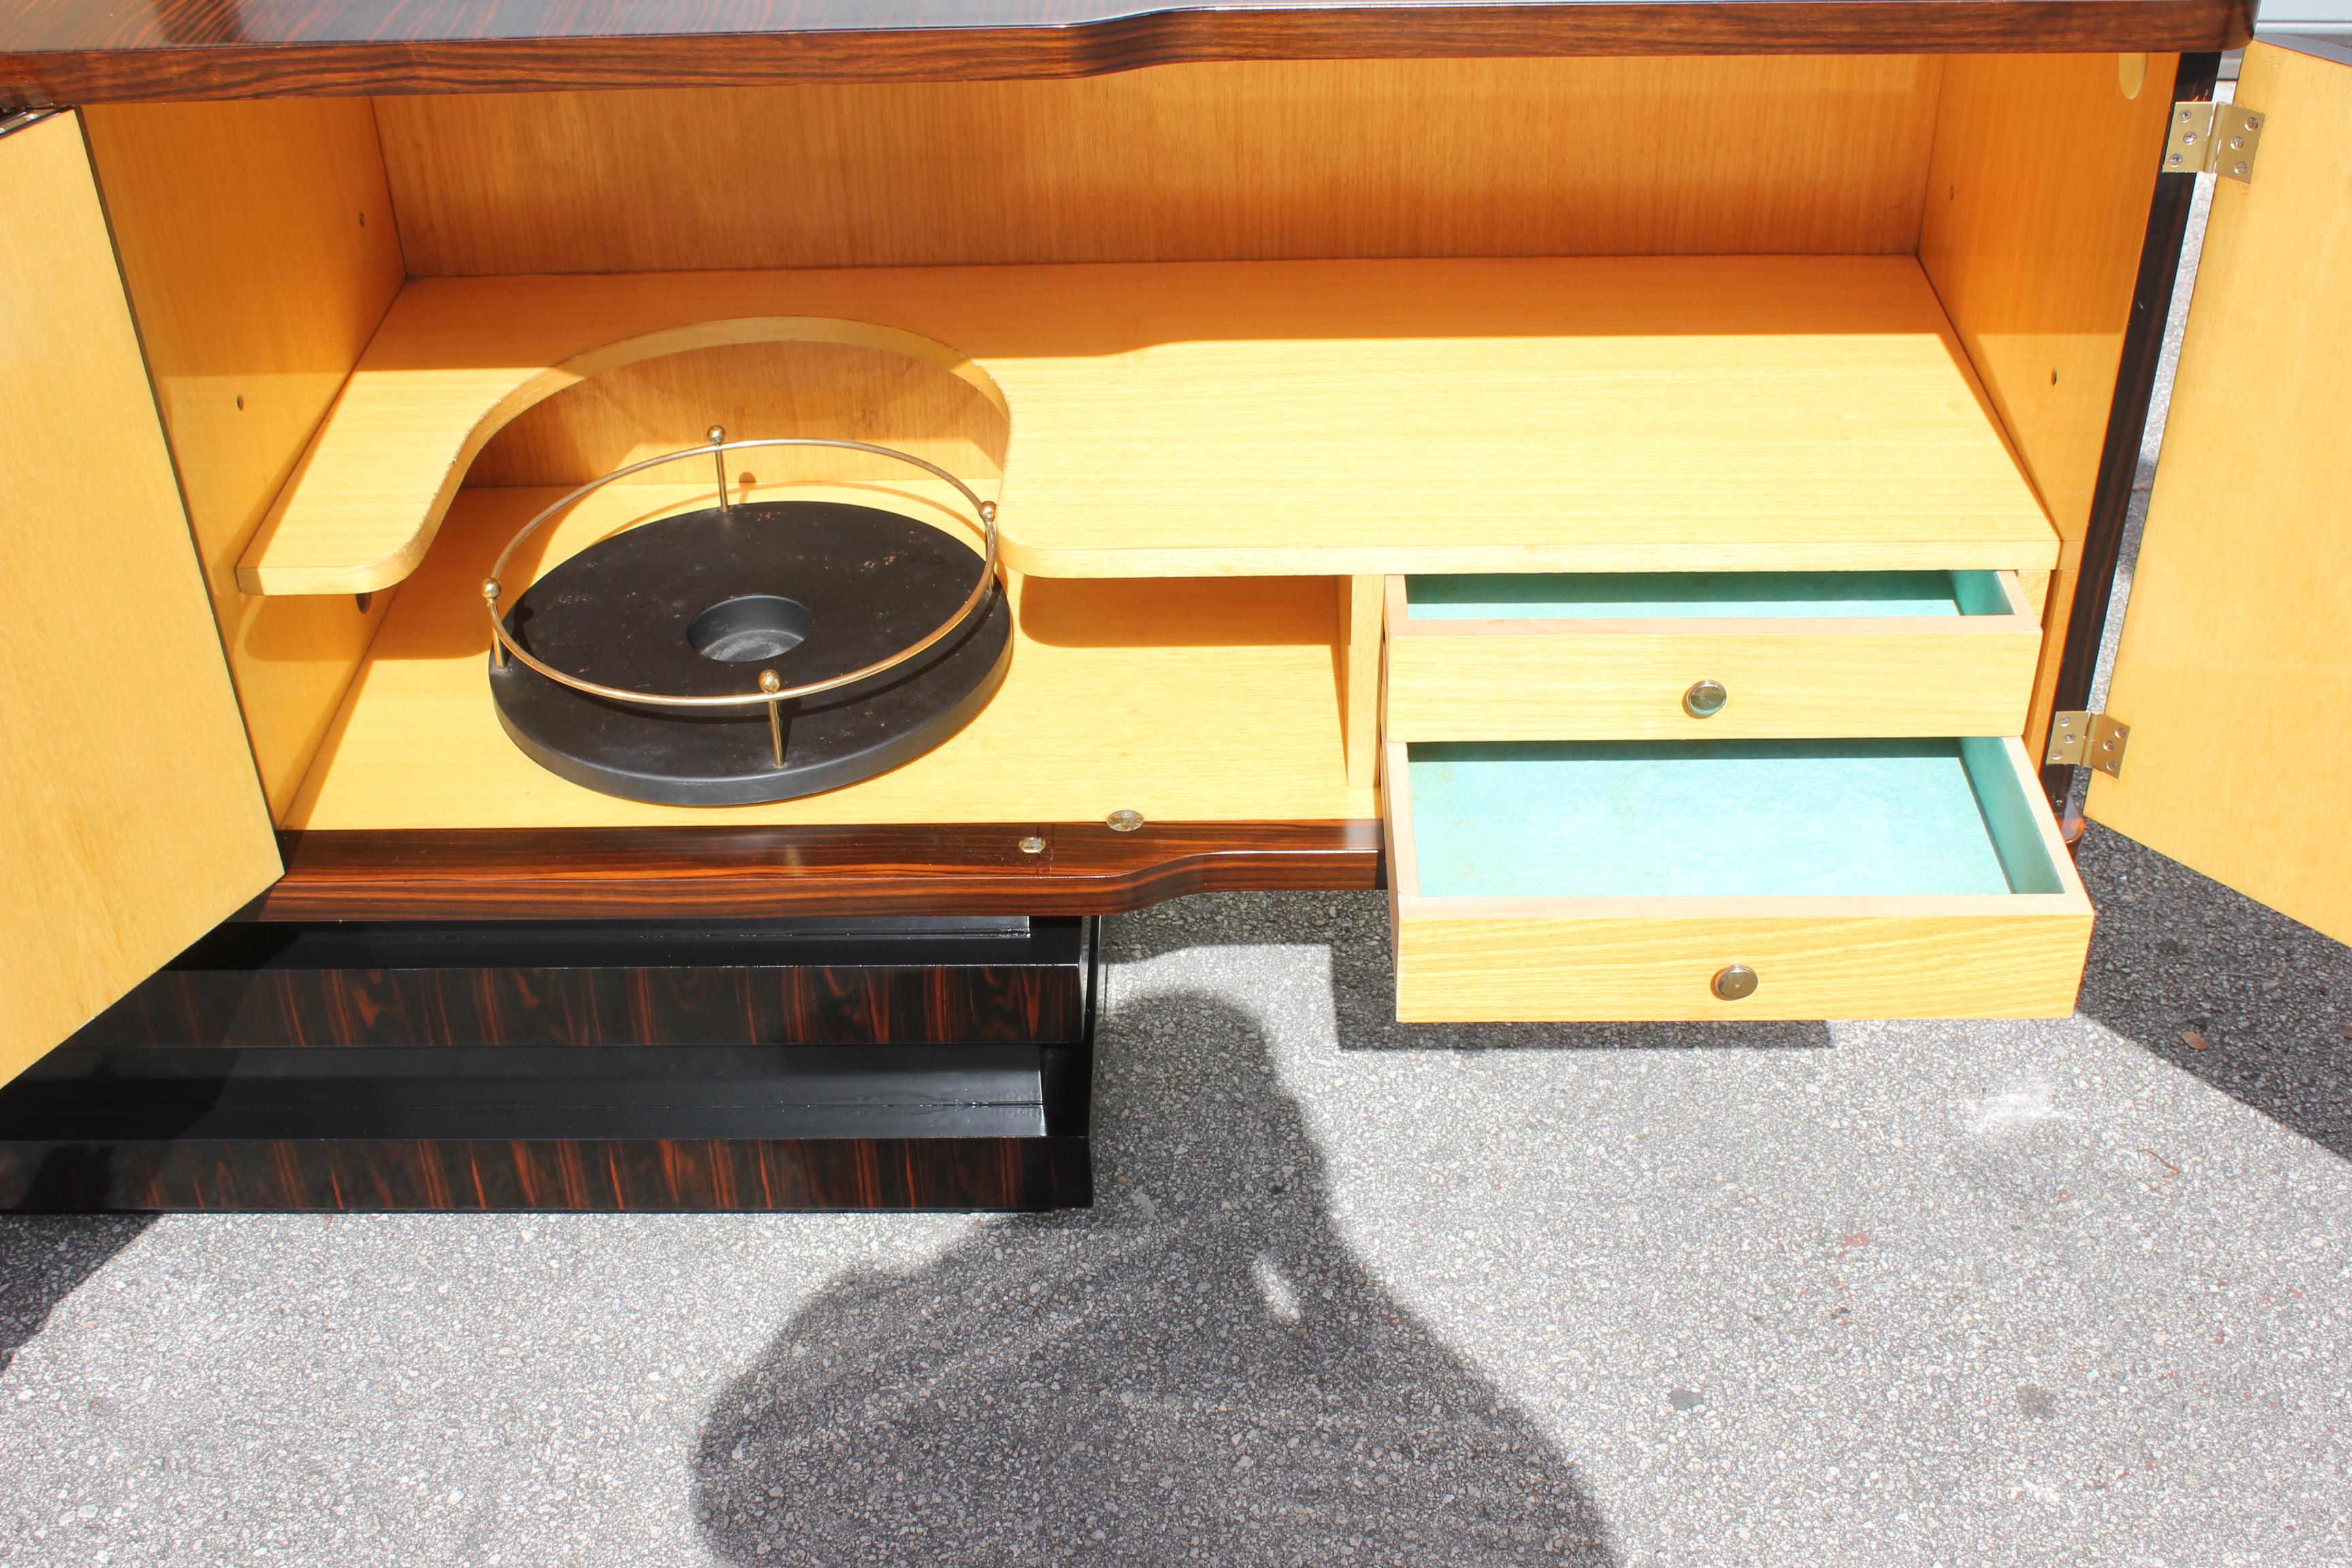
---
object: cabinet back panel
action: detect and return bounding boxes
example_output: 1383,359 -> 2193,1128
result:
374,56 -> 1944,276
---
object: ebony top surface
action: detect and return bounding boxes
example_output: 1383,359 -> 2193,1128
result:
0,0 -> 2252,106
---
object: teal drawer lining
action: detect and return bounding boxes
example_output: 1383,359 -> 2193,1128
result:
1405,738 -> 2059,900
1403,570 -> 2013,621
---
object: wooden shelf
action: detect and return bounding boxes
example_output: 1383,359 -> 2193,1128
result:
241,255 -> 2058,595
284,484 -> 1372,832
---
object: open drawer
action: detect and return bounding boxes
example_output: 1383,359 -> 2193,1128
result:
1383,734 -> 2091,1022
1384,570 -> 2042,740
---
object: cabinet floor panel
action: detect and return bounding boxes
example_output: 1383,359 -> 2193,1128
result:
289,495 -> 1367,830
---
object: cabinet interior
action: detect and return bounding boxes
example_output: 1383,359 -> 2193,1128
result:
78,52 -> 2178,831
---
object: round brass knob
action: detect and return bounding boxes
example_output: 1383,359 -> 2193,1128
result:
1712,964 -> 1758,1001
1684,679 -> 1728,718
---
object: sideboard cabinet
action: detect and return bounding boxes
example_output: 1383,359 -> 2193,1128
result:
1,3 -> 2344,1207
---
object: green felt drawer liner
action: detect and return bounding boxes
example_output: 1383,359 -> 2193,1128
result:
1405,737 -> 2062,900
1402,570 -> 2012,621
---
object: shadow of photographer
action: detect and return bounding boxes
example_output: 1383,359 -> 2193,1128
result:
693,988 -> 1616,1566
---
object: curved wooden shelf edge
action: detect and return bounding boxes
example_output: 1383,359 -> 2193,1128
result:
233,312 -> 1010,598
253,819 -> 1385,920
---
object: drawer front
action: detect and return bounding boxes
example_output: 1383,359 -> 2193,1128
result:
1384,735 -> 2093,1022
1392,910 -> 2093,1022
1384,572 -> 2042,740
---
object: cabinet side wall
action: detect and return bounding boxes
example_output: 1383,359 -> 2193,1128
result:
0,114 -> 283,1081
82,99 -> 408,819
374,56 -> 1944,276
1916,52 -> 2178,753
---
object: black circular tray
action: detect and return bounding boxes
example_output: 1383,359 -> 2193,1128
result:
488,500 -> 1011,805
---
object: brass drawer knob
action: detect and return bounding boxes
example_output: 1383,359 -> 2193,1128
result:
1684,679 -> 1728,718
1712,964 -> 1759,1000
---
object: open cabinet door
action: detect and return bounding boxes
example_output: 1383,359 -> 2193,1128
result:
0,113 -> 281,1083
2088,39 -> 2352,943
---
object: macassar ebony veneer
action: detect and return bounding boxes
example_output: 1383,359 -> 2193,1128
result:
0,917 -> 1099,1213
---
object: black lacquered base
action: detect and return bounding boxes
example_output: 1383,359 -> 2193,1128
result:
490,500 -> 1012,806
0,917 -> 1096,1213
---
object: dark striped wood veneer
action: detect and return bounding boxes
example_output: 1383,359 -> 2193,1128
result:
75,960 -> 1081,1049
0,0 -> 2255,106
3,916 -> 1098,1213
257,821 -> 1383,922
0,1136 -> 1090,1211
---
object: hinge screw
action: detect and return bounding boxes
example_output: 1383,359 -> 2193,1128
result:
1018,835 -> 1045,854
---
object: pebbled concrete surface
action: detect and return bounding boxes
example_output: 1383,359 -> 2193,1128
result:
3,826 -> 2351,1567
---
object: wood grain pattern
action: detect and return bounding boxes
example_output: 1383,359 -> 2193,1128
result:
282,485 -> 1371,831
244,312 -> 1008,595
0,3 -> 2255,106
1384,738 -> 2093,1020
2041,50 -> 2218,804
1921,54 -> 2178,545
1382,574 -> 2042,741
1339,576 -> 1383,788
79,99 -> 408,816
376,58 -> 1943,276
2088,42 -> 2352,945
0,1136 -> 1090,1212
259,821 -> 1382,921
239,258 -> 2059,597
0,113 -> 282,1085
1393,907 -> 2095,1020
1917,54 -> 2180,755
74,964 -> 1083,1049
467,339 -> 1009,491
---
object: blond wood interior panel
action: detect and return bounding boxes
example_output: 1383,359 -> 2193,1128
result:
2016,570 -> 2052,617
1339,575 -> 1382,789
2024,563 -> 2080,755
81,99 -> 408,818
240,257 -> 2059,596
470,340 -> 1009,490
0,114 -> 282,1080
1920,52 -> 2178,544
1392,909 -> 2094,1021
2090,42 -> 2352,944
1383,617 -> 2041,741
287,485 -> 1371,830
375,56 -> 1943,276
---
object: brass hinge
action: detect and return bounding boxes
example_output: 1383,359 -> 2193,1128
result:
2047,710 -> 2131,777
2164,101 -> 2264,184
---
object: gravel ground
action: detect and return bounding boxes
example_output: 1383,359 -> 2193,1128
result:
3,825 -> 2349,1568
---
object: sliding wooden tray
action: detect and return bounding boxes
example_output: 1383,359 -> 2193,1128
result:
1384,570 -> 2043,741
1384,736 -> 2092,1022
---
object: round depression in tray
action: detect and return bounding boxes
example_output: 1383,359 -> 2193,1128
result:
488,500 -> 1011,805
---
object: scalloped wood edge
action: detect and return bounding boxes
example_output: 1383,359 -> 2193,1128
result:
236,310 -> 1009,595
